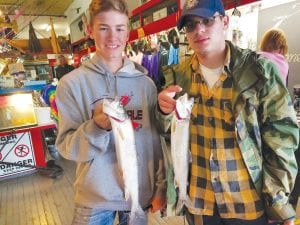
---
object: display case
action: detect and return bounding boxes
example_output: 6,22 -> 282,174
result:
0,92 -> 37,131
23,61 -> 50,81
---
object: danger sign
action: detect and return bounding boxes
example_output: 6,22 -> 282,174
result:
14,145 -> 30,157
0,132 -> 35,178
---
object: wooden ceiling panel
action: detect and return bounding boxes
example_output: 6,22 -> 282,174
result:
0,0 -> 74,17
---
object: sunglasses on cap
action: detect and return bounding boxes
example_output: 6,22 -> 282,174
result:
183,15 -> 223,33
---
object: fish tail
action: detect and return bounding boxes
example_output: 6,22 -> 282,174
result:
175,199 -> 185,215
175,195 -> 193,215
185,195 -> 193,208
129,205 -> 147,225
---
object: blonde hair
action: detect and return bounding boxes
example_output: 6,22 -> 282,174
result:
89,0 -> 128,26
259,29 -> 288,55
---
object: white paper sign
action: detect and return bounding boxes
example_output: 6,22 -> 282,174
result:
0,132 -> 36,178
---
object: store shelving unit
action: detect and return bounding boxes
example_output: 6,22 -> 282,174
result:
128,0 -> 260,42
129,0 -> 181,41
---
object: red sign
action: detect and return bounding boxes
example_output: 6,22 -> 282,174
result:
0,95 -> 8,107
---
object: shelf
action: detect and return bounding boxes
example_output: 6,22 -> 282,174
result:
0,84 -> 47,95
128,0 -> 260,42
131,0 -> 163,17
129,12 -> 179,41
129,0 -> 179,41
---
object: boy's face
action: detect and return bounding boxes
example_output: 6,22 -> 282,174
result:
185,14 -> 229,58
90,10 -> 129,61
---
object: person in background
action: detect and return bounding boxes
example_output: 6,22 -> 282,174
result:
55,0 -> 166,224
167,28 -> 179,65
259,28 -> 289,86
55,54 -> 74,80
157,0 -> 299,225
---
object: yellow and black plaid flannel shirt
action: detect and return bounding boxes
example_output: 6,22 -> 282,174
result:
188,50 -> 264,220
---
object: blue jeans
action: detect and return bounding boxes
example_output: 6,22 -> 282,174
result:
71,205 -> 130,225
185,209 -> 268,225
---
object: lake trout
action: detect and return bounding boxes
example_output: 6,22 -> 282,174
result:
171,93 -> 194,214
103,97 -> 146,225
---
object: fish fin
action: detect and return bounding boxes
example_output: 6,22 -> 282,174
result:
124,188 -> 130,201
175,199 -> 184,215
171,120 -> 176,132
116,126 -> 125,140
184,195 -> 193,208
118,169 -> 123,178
129,205 -> 147,225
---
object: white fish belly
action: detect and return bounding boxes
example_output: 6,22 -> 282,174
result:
110,118 -> 139,206
171,118 -> 190,200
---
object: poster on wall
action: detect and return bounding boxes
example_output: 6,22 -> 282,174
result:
257,1 -> 300,95
0,132 -> 36,179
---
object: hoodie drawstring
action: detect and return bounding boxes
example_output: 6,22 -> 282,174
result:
104,72 -> 118,97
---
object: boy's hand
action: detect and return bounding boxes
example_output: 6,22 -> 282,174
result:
158,85 -> 182,115
93,103 -> 111,130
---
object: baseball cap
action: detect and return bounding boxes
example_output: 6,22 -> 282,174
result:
177,0 -> 225,30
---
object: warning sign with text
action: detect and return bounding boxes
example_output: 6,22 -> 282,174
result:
0,132 -> 36,178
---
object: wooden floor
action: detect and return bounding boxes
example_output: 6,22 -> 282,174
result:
0,157 -> 186,225
1,155 -> 300,225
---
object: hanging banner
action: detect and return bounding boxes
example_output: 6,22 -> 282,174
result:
0,132 -> 36,178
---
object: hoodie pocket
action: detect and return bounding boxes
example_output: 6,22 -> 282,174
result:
76,153 -> 124,201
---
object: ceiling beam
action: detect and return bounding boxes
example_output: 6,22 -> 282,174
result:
6,13 -> 67,18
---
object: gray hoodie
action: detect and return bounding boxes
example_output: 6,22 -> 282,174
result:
55,54 -> 165,210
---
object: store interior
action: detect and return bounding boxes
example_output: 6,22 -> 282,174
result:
0,0 -> 300,224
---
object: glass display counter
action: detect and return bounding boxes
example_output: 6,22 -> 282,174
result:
0,92 -> 37,131
0,91 -> 56,180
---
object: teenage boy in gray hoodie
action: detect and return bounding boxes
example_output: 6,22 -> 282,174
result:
55,0 -> 166,224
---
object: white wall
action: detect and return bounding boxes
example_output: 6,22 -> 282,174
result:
65,0 -> 91,24
257,0 -> 300,94
65,0 -> 140,24
126,0 -> 141,15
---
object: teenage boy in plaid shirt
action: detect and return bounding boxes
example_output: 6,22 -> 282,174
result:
157,0 -> 299,225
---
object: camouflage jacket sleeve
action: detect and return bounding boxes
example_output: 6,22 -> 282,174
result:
258,60 -> 299,221
156,63 -> 191,133
155,65 -> 177,133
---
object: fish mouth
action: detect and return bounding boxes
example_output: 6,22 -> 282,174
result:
110,115 -> 127,122
103,99 -> 127,121
175,108 -> 191,120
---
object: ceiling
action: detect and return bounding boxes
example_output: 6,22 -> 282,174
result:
0,0 -> 73,17
0,0 -> 74,39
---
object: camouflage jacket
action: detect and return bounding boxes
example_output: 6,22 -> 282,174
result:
159,41 -> 299,221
